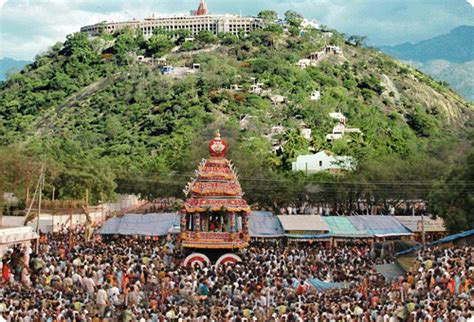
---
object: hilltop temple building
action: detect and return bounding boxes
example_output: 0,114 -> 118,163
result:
80,0 -> 263,37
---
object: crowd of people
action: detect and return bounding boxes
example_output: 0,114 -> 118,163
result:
140,199 -> 183,214
0,227 -> 473,321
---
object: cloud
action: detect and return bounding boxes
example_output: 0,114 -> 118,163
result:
1,0 -> 473,60
467,0 -> 474,6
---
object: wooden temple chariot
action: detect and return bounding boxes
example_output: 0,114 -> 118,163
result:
180,131 -> 251,250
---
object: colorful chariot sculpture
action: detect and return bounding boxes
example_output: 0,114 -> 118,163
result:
180,130 -> 250,266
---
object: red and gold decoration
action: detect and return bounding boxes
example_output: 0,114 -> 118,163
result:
181,130 -> 251,249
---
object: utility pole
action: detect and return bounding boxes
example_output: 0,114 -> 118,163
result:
85,188 -> 89,209
35,163 -> 45,253
421,214 -> 426,249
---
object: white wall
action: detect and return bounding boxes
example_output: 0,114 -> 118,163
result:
0,226 -> 37,257
104,194 -> 140,212
1,194 -> 140,233
292,152 -> 353,173
2,210 -> 106,233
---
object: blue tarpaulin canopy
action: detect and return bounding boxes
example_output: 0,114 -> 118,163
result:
431,229 -> 474,245
249,211 -> 284,238
396,229 -> 474,256
347,215 -> 412,237
99,217 -> 121,235
307,278 -> 347,291
99,213 -> 179,236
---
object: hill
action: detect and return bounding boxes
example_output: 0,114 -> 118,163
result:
412,60 -> 474,102
380,25 -> 474,63
379,26 -> 474,102
0,17 -> 473,212
0,57 -> 31,81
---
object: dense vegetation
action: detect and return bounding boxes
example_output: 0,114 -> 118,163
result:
0,11 -> 472,230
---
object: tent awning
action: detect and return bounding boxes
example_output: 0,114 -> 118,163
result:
277,215 -> 329,233
323,216 -> 370,238
249,211 -> 284,238
99,213 -> 179,236
99,217 -> 121,235
431,229 -> 474,245
347,215 -> 412,237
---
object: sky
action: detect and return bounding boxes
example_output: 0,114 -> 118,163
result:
1,0 -> 473,60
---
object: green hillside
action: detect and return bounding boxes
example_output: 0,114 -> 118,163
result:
0,14 -> 473,220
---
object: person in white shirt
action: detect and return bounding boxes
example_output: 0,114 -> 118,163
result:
96,287 -> 108,317
108,285 -> 120,305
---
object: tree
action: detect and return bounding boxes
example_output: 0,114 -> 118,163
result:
281,129 -> 308,169
112,27 -> 139,65
196,30 -> 217,44
428,147 -> 474,231
181,41 -> 196,51
0,145 -> 42,219
284,10 -> 303,28
170,28 -> 192,44
258,10 -> 278,22
265,24 -> 284,34
146,34 -> 174,58
62,32 -> 99,64
219,33 -> 239,45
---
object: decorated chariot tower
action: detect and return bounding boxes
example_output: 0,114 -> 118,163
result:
180,130 -> 250,266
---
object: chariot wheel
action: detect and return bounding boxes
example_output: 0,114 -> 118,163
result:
183,253 -> 211,268
215,253 -> 242,266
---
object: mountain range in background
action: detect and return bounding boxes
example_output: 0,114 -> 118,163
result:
379,25 -> 474,102
0,58 -> 32,81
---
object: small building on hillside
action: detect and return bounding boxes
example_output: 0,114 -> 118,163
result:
325,45 -> 342,55
136,55 -> 167,66
249,82 -> 264,95
329,112 -> 346,124
326,124 -> 346,141
326,112 -> 361,141
309,90 -> 321,101
292,151 -> 355,174
297,58 -> 312,69
298,120 -> 312,140
271,125 -> 285,135
301,128 -> 312,140
230,84 -> 243,91
270,94 -> 286,105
